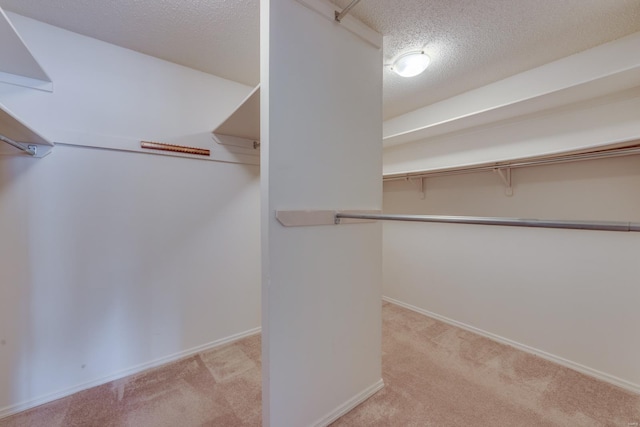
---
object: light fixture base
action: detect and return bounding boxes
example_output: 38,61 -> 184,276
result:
391,51 -> 431,77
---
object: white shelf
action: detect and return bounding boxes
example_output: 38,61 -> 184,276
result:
383,67 -> 640,147
0,101 -> 53,157
213,85 -> 260,150
0,7 -> 52,91
0,7 -> 53,157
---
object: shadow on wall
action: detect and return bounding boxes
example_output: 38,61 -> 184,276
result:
0,154 -> 44,412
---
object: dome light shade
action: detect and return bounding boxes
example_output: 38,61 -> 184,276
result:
392,51 -> 430,77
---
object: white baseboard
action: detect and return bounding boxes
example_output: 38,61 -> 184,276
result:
311,379 -> 385,427
383,296 -> 640,395
0,326 -> 262,420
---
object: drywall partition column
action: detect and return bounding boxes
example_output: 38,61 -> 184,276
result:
261,1 -> 383,426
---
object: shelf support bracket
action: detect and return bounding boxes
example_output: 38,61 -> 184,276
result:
407,176 -> 426,199
494,167 -> 513,197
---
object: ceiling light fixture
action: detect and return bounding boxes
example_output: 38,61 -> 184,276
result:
391,51 -> 431,77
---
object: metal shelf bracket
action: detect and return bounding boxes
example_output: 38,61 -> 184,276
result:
407,176 -> 426,199
494,167 -> 513,197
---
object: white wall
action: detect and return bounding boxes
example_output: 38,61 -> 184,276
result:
383,155 -> 640,391
0,12 -> 257,164
261,0 -> 382,426
0,13 -> 261,416
0,146 -> 261,414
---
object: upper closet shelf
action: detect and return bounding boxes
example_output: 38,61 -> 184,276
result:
0,101 -> 53,157
212,85 -> 260,151
0,7 -> 52,91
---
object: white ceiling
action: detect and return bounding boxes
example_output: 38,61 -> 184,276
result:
1,0 -> 639,120
0,0 -> 261,86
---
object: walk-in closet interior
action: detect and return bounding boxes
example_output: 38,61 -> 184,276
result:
1,0 -> 639,425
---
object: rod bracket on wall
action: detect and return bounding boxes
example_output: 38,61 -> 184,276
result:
0,134 -> 38,156
407,176 -> 426,199
334,0 -> 362,22
494,167 -> 513,197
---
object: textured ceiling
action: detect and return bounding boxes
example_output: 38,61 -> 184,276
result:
0,0 -> 261,86
1,0 -> 640,120
333,0 -> 640,119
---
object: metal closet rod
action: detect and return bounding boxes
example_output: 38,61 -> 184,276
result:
383,144 -> 640,182
335,213 -> 640,232
0,134 -> 37,156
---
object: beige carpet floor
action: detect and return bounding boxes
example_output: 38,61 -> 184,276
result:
2,302 -> 639,426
